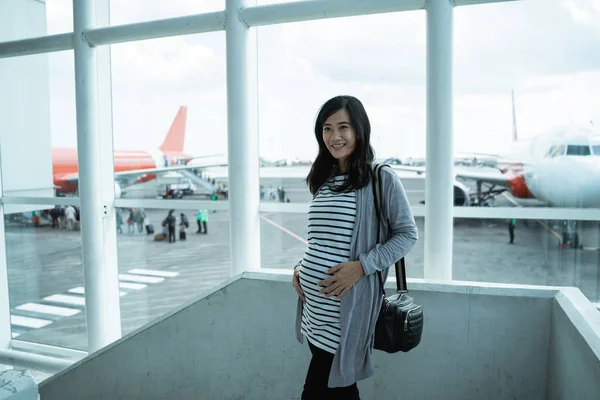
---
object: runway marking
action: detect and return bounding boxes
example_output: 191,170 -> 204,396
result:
119,274 -> 164,284
11,315 -> 53,329
44,294 -> 86,307
260,214 -> 307,245
120,282 -> 147,290
68,287 -> 127,296
128,268 -> 179,278
537,220 -> 562,240
16,303 -> 80,317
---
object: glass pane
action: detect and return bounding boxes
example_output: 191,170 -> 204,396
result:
257,11 -> 426,203
110,0 -> 225,26
110,32 -> 227,201
260,212 -> 424,279
453,218 -> 600,303
454,0 -> 600,210
0,50 -> 75,201
116,207 -> 231,335
0,0 -> 71,41
5,206 -> 87,350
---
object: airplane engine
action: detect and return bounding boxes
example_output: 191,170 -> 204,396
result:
114,182 -> 122,199
454,180 -> 471,206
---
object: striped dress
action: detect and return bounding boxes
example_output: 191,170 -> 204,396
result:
298,173 -> 356,354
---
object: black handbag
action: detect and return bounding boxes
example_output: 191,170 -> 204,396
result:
371,163 -> 424,353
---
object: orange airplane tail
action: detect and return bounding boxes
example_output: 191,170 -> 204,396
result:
159,106 -> 187,153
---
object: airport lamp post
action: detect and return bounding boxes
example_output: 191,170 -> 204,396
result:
73,0 -> 122,352
425,0 -> 454,280
226,0 -> 261,275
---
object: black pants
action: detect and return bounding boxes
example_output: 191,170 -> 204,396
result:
302,340 -> 360,400
168,226 -> 176,243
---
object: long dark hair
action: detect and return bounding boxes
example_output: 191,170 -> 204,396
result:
306,95 -> 375,195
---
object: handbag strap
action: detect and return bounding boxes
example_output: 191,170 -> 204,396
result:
371,163 -> 408,295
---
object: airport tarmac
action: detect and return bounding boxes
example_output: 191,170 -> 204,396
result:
4,170 -> 600,354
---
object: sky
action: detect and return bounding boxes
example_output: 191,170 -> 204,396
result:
41,0 -> 600,161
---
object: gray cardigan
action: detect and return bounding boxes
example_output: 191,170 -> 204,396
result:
295,164 -> 418,388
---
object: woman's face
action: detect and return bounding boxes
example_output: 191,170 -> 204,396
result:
322,109 -> 356,169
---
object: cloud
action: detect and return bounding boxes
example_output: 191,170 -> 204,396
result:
40,0 -> 600,161
561,0 -> 600,23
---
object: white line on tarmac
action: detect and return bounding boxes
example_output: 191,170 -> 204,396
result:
11,315 -> 53,329
128,268 -> 179,278
44,294 -> 86,307
119,274 -> 164,284
119,282 -> 147,290
16,303 -> 80,317
68,287 -> 127,296
260,214 -> 307,245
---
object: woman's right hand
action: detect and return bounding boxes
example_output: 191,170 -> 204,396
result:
293,266 -> 305,303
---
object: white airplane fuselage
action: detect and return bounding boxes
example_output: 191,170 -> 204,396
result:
523,156 -> 600,208
504,127 -> 600,208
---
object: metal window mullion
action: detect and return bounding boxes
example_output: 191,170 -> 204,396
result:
0,151 -> 10,349
424,0 -> 454,281
226,0 -> 261,275
73,0 -> 120,353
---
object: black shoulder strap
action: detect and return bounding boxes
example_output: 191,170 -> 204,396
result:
371,163 -> 408,294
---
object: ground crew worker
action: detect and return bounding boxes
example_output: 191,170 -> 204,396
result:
197,209 -> 208,234
508,218 -> 516,244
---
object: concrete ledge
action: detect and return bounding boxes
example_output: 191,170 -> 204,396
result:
0,370 -> 38,400
37,271 -> 600,400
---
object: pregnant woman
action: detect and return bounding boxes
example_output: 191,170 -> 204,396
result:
292,95 -> 418,399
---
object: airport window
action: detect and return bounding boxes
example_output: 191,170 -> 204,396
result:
256,12 -> 426,204
109,0 -> 224,26
115,207 -> 232,340
109,32 -> 227,202
0,50 -> 76,200
566,145 -> 591,156
452,217 -> 600,304
4,206 -> 88,350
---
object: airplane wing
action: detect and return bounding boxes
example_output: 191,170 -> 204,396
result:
392,165 -> 512,188
61,161 -> 227,185
113,161 -> 227,179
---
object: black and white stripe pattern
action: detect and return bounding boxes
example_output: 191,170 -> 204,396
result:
299,174 -> 356,354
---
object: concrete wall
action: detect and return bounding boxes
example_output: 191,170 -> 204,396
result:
0,0 -> 55,210
38,273 -> 564,400
547,289 -> 600,400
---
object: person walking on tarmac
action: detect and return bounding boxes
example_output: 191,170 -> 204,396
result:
163,209 -> 177,243
508,218 -> 516,244
196,209 -> 208,234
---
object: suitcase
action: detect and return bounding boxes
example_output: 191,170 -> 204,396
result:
154,233 -> 166,241
146,224 -> 155,234
179,231 -> 187,240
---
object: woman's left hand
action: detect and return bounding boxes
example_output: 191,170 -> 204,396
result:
318,261 -> 365,299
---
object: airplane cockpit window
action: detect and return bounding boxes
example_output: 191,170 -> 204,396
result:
592,145 -> 600,156
566,145 -> 591,156
545,144 -> 566,158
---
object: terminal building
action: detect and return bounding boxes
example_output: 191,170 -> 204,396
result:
1,0 -> 600,399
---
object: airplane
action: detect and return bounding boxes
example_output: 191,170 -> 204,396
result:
393,91 -> 600,209
52,106 -> 227,198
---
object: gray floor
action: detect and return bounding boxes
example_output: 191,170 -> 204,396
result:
4,171 -> 600,353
